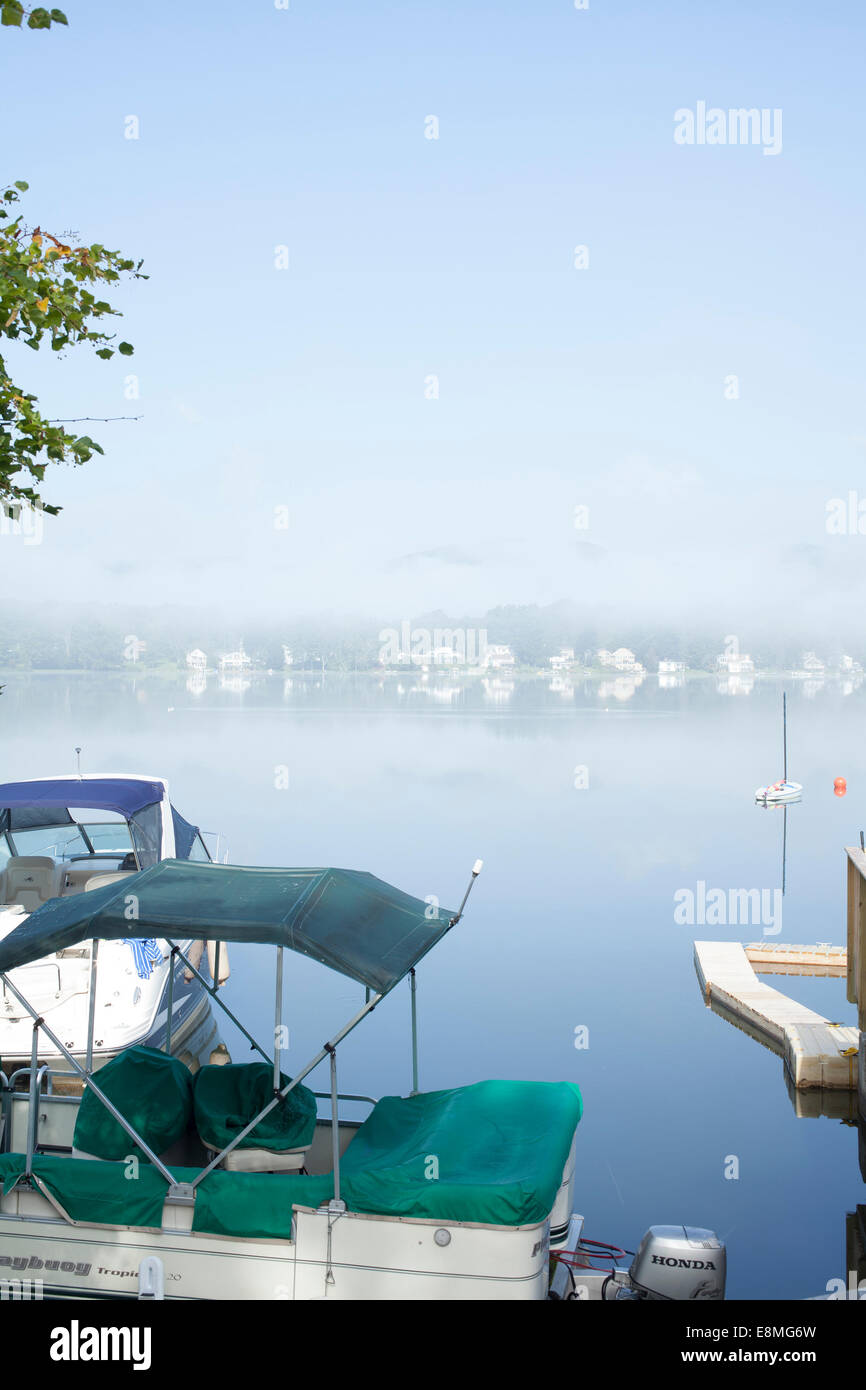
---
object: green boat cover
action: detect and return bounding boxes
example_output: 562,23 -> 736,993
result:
194,1063 -> 317,1153
72,1046 -> 194,1162
190,1167 -> 331,1240
0,1151 -> 177,1230
0,1079 -> 583,1237
0,1152 -> 326,1239
0,859 -> 457,995
338,1080 -> 583,1225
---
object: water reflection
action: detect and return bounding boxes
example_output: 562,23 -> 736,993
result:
482,677 -> 514,704
3,668 -> 864,1297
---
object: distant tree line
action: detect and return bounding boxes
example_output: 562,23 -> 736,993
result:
0,602 -> 860,675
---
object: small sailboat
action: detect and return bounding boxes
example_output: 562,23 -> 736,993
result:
755,693 -> 803,803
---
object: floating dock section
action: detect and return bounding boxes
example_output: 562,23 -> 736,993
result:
744,942 -> 847,977
694,940 -> 859,1090
845,847 -> 866,1113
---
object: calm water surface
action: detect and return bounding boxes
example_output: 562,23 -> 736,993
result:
2,669 -> 864,1299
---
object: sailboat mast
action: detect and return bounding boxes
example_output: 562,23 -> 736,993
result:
783,691 -> 787,782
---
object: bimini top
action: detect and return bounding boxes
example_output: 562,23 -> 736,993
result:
0,775 -> 167,825
0,858 -> 458,995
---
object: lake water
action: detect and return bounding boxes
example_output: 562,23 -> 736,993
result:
2,668 -> 863,1299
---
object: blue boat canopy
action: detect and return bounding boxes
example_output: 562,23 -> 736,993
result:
0,777 -> 165,822
0,859 -> 458,995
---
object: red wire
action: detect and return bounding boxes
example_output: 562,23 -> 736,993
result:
555,1236 -> 628,1270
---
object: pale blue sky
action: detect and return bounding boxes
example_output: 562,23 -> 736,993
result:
3,0 -> 865,631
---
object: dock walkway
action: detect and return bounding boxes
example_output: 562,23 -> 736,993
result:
694,940 -> 859,1089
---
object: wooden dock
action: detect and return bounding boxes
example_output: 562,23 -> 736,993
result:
845,847 -> 866,1113
745,942 -> 847,977
694,940 -> 859,1090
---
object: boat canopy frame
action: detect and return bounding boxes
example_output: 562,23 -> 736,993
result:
0,857 -> 482,1207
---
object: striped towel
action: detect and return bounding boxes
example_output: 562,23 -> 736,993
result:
123,938 -> 164,980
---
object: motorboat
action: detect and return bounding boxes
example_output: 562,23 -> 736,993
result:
0,856 -> 726,1301
754,779 -> 803,804
0,775 -> 225,1082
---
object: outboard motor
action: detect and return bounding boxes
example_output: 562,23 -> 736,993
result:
626,1225 -> 726,1300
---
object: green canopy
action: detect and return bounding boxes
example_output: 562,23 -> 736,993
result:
0,859 -> 457,995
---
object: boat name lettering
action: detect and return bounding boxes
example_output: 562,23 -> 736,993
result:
0,1254 -> 91,1276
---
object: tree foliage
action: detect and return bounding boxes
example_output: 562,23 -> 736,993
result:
0,181 -> 145,514
1,4 -> 67,29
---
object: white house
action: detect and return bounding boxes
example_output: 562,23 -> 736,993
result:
549,647 -> 575,671
610,647 -> 644,673
717,651 -> 755,676
219,643 -> 252,673
484,644 -> 515,670
430,645 -> 460,667
186,648 -> 207,673
797,652 -> 825,677
282,645 -> 294,668
658,659 -> 686,690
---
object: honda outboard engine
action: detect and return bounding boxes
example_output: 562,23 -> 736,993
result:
628,1225 -> 726,1300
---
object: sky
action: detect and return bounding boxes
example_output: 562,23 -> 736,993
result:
2,0 -> 865,635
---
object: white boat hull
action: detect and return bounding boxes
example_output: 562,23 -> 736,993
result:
755,781 -> 802,803
0,1174 -> 555,1301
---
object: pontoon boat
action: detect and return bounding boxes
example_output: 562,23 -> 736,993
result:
0,857 -> 726,1301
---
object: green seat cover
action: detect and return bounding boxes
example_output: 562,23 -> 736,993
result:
194,1063 -> 317,1153
339,1079 -> 583,1226
0,1152 -> 327,1239
0,1151 -> 173,1229
72,1045 -> 194,1161
191,1167 -> 331,1239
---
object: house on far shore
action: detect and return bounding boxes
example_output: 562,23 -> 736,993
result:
716,651 -> 755,677
549,647 -> 575,671
599,647 -> 644,674
430,645 -> 460,667
484,644 -> 516,670
658,659 -> 686,689
793,651 -> 825,679
219,642 -> 252,673
717,650 -> 755,695
185,648 -> 207,673
282,645 -> 293,668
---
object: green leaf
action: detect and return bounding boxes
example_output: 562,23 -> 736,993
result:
27,7 -> 51,28
13,180 -> 28,192
1,3 -> 24,27
117,341 -> 133,356
49,7 -> 68,21
95,348 -> 113,360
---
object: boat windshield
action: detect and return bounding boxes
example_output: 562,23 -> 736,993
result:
4,808 -> 134,862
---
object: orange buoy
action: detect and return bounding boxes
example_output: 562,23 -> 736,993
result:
834,777 -> 847,797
